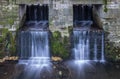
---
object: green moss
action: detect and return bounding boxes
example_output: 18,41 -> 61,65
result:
104,5 -> 108,13
105,31 -> 120,61
103,0 -> 107,5
103,0 -> 108,12
68,26 -> 73,34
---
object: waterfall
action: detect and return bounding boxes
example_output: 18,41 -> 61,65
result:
100,32 -> 105,62
73,30 -> 105,62
94,33 -> 98,61
16,4 -> 52,79
18,31 -> 51,67
73,4 -> 105,63
65,4 -> 105,79
73,31 -> 90,60
15,4 -> 54,79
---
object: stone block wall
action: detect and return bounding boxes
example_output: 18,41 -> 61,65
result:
102,0 -> 120,46
1,0 -> 120,44
17,0 -> 104,37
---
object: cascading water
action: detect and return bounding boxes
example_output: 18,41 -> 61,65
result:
94,36 -> 97,61
73,30 -> 105,62
65,5 -> 105,79
15,4 -> 52,79
73,31 -> 90,60
18,4 -> 51,67
101,32 -> 105,62
18,31 -> 51,68
73,4 -> 105,63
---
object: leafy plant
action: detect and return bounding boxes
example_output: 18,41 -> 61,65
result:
103,0 -> 108,12
0,28 -> 16,58
68,26 -> 73,34
105,42 -> 120,61
0,28 -> 9,58
9,31 -> 16,56
51,31 -> 69,59
105,32 -> 120,61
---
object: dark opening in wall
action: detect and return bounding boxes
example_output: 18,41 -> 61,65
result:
73,4 -> 103,30
26,4 -> 48,21
73,4 -> 93,21
20,4 -> 49,30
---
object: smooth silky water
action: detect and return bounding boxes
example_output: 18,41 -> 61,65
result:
13,4 -> 53,79
18,31 -> 51,68
73,30 -> 105,63
65,4 -> 105,79
16,31 -> 52,79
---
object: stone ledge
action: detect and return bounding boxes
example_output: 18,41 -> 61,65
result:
16,0 -> 103,4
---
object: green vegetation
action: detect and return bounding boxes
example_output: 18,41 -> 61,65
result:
105,42 -> 120,61
0,1 -> 18,58
68,26 -> 73,34
0,28 -> 16,58
103,0 -> 108,12
105,32 -> 120,61
51,31 -> 69,59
